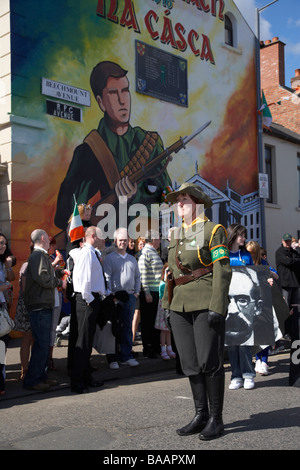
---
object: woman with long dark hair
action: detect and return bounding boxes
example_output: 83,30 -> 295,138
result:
0,232 -> 15,395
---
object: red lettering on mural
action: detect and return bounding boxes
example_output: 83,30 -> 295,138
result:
107,0 -> 118,23
181,0 -> 225,20
188,29 -> 200,56
218,0 -> 225,21
200,34 -> 215,63
144,12 -> 215,64
211,0 -> 216,16
96,0 -> 140,31
160,16 -> 177,48
96,1 -> 216,65
144,10 -> 159,40
96,0 -> 104,17
182,0 -> 201,9
199,0 -> 210,12
175,23 -> 187,52
120,0 -> 140,32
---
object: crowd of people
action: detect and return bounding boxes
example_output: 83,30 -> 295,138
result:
0,207 -> 180,395
0,187 -> 299,441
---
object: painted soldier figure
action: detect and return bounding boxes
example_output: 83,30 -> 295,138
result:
55,61 -> 171,231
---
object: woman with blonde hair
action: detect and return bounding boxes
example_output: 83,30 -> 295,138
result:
246,240 -> 279,376
246,240 -> 262,266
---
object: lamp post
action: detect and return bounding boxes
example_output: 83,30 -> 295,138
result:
255,0 -> 279,249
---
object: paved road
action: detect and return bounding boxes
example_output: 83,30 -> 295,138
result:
0,340 -> 299,454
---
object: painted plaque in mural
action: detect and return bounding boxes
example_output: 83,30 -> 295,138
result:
135,40 -> 188,107
46,100 -> 82,122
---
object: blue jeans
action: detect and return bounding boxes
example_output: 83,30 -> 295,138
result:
119,294 -> 137,362
256,346 -> 269,364
227,345 -> 255,380
23,309 -> 52,388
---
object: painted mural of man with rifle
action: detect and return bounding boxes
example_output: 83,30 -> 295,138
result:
54,60 -> 209,233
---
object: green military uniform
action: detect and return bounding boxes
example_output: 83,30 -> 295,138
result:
162,218 -> 231,316
162,182 -> 232,441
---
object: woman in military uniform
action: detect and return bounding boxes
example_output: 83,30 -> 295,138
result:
162,183 -> 232,441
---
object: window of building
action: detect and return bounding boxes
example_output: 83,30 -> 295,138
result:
265,145 -> 275,203
225,15 -> 233,47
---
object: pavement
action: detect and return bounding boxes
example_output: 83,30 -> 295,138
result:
1,334 -> 179,401
1,333 -> 293,402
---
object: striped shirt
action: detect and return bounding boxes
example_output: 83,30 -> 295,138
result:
138,244 -> 163,295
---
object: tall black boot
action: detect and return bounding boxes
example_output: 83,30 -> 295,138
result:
199,374 -> 225,441
177,374 -> 209,436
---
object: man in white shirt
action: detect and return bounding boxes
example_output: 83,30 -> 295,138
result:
103,228 -> 141,367
71,226 -> 106,393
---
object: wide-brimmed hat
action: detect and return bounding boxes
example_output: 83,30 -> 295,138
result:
166,183 -> 213,208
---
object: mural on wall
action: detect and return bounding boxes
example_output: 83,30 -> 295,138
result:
10,0 -> 258,255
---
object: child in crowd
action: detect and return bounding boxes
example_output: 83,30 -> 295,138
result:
227,224 -> 255,390
154,263 -> 176,360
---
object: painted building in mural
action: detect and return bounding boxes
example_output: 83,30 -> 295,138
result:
0,0 -> 259,272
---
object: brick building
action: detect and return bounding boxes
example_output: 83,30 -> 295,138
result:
260,37 -> 300,265
261,37 -> 300,134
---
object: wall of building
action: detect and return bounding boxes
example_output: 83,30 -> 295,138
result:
260,36 -> 300,266
0,0 -> 259,300
260,37 -> 300,135
263,132 -> 300,267
0,0 -> 12,237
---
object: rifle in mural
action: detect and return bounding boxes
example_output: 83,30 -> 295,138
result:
91,120 -> 211,220
130,120 -> 212,184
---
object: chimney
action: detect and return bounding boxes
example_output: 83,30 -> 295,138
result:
291,69 -> 300,90
260,37 -> 286,89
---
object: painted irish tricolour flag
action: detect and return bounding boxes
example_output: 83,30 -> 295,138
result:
69,201 -> 85,242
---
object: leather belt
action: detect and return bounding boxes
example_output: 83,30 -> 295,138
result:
174,265 -> 213,286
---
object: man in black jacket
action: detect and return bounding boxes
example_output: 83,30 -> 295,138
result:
275,233 -> 300,387
275,233 -> 300,311
23,229 -> 66,391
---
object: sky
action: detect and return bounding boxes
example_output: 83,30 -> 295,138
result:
234,0 -> 300,88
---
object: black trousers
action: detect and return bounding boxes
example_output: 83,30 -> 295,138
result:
71,293 -> 100,388
139,290 -> 160,355
67,295 -> 78,371
170,309 -> 225,377
282,287 -> 299,336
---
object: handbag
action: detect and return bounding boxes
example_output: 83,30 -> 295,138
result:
0,305 -> 15,337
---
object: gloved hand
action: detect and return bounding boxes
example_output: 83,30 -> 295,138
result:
207,310 -> 223,327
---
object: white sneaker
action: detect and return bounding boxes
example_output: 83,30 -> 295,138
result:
109,361 -> 119,370
121,358 -> 139,367
244,378 -> 255,389
260,362 -> 269,376
255,359 -> 262,373
61,326 -> 70,336
229,378 -> 243,390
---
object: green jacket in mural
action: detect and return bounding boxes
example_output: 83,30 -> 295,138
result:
55,116 -> 172,230
162,219 -> 232,316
